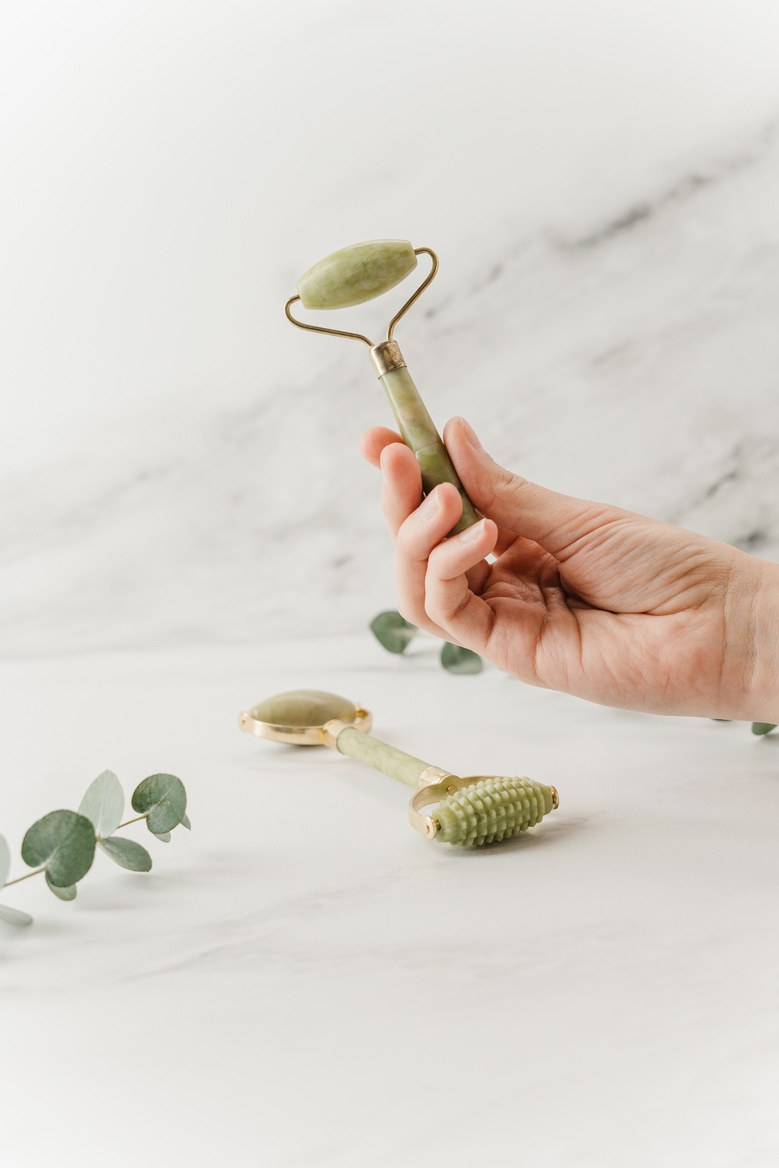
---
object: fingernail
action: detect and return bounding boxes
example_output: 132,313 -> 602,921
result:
423,488 -> 441,519
459,519 -> 485,542
458,418 -> 484,451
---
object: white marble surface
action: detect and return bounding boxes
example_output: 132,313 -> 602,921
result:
2,3 -> 779,1165
2,637 -> 779,1168
1,1 -> 778,654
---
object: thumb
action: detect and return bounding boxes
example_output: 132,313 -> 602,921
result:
444,417 -> 625,560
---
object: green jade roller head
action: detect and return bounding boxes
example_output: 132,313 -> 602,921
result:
285,240 -> 480,535
239,689 -> 559,848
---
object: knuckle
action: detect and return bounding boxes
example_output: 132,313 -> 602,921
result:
424,583 -> 470,628
483,459 -> 528,511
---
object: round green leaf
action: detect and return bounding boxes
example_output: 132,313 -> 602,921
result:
370,611 -> 417,654
99,837 -> 152,872
0,833 -> 10,887
151,831 -> 171,843
440,643 -> 483,674
46,872 -> 77,901
78,770 -> 124,838
0,903 -> 33,927
131,774 -> 187,834
180,813 -> 191,831
752,722 -> 777,736
21,810 -> 96,887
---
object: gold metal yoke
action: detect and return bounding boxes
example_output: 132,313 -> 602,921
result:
238,705 -> 373,746
284,246 -> 439,350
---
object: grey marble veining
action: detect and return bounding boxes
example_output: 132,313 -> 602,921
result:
3,7 -> 779,1166
1,112 -> 778,657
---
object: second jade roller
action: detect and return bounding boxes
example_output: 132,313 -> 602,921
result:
285,240 -> 480,534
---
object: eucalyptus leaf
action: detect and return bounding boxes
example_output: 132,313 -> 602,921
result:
370,611 -> 417,654
131,774 -> 187,834
180,813 -> 191,831
99,837 -> 152,872
21,810 -> 96,887
0,904 -> 33,927
0,833 -> 10,887
46,872 -> 77,901
751,722 -> 777,736
78,770 -> 124,838
151,832 -> 171,843
440,642 -> 483,675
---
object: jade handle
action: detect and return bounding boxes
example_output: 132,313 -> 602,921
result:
379,366 -> 480,535
334,727 -> 434,789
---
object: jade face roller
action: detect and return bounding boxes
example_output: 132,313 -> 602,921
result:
285,240 -> 479,535
239,689 -> 558,848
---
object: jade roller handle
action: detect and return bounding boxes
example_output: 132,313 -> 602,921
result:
370,341 -> 480,535
326,722 -> 436,788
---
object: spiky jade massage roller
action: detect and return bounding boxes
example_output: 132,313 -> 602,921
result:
286,240 -> 479,535
239,689 -> 558,848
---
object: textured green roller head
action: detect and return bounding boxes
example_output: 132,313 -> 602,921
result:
297,240 -> 418,310
434,776 -> 556,848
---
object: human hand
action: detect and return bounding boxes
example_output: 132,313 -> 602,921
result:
359,417 -> 779,722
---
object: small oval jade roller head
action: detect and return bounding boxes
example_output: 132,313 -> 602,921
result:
239,689 -> 559,848
285,240 -> 480,535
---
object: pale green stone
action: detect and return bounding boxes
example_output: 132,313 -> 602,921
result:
297,239 -> 418,310
434,776 -> 556,848
334,727 -> 432,789
249,689 -> 356,727
380,366 -> 480,534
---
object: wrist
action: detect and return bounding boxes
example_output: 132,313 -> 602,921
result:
743,554 -> 779,724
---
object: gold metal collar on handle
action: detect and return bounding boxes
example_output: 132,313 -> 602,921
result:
284,246 -> 439,349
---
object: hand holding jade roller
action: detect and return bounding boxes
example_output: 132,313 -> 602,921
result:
361,418 -> 779,725
286,240 -> 479,535
239,689 -> 558,848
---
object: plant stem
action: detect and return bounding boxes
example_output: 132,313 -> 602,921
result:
116,814 -> 149,830
3,866 -> 45,888
1,816 -> 150,889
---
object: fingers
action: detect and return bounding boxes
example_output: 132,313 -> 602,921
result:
423,518 -> 499,646
358,426 -> 402,469
392,482 -> 466,636
379,440 -> 423,541
360,426 -> 426,544
443,416 -> 625,562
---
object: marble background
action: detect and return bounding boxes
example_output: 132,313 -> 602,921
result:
3,6 -> 779,1167
1,0 -> 778,657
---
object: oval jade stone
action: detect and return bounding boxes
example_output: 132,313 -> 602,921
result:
297,239 -> 418,309
249,689 -> 356,728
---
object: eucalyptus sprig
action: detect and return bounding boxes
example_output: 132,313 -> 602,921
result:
0,770 -> 189,928
370,611 -> 482,675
